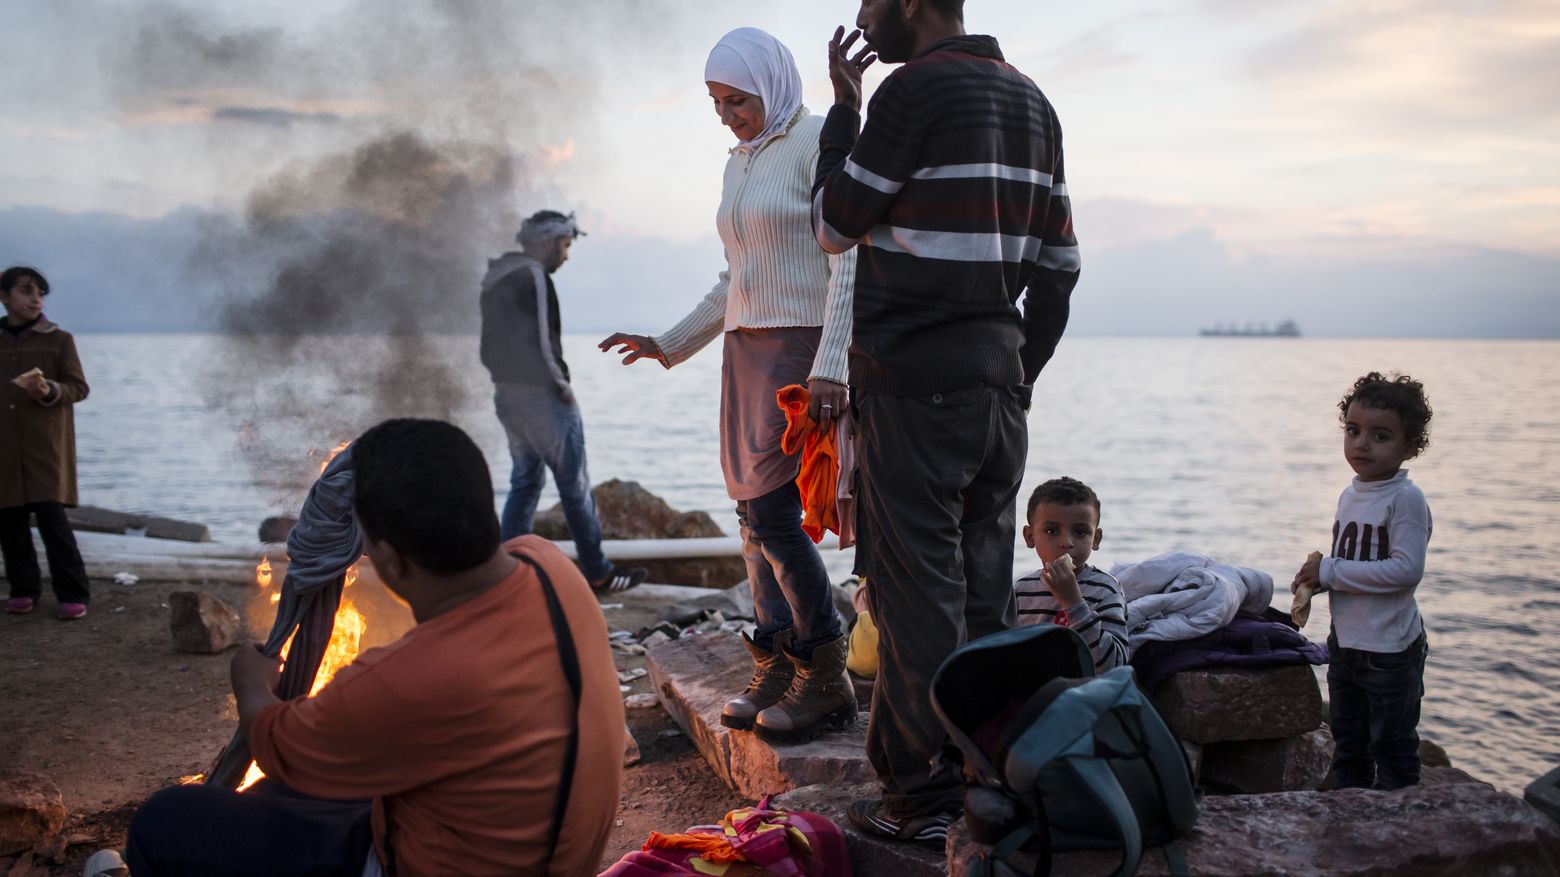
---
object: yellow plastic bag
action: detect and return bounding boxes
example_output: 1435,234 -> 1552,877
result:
846,609 -> 879,679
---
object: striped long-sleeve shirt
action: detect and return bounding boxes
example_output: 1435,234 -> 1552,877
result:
654,110 -> 856,384
1014,565 -> 1128,671
812,35 -> 1078,397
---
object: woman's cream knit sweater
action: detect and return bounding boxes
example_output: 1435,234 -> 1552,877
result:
653,109 -> 856,384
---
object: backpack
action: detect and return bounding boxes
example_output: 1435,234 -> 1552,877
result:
931,624 -> 1199,877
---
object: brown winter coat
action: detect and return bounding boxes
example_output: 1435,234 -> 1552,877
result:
0,319 -> 89,509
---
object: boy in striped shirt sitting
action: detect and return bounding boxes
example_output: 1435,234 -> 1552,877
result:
1015,477 -> 1128,671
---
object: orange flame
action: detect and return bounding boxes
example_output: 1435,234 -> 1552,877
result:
238,560 -> 366,792
255,557 -> 272,589
317,440 -> 351,475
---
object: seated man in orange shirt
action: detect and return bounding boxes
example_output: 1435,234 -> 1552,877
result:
125,418 -> 625,876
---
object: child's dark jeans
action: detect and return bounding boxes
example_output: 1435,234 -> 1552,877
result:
1327,627 -> 1428,790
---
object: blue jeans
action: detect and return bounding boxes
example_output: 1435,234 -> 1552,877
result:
494,383 -> 610,580
1327,628 -> 1428,790
737,481 -> 841,658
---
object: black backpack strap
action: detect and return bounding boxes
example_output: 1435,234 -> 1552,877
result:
971,788 -> 1051,877
514,552 -> 583,870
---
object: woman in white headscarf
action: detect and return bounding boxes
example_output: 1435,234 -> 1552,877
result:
600,27 -> 857,740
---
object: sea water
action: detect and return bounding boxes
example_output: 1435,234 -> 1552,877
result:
67,334 -> 1560,792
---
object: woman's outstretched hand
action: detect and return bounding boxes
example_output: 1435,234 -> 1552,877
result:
599,333 -> 667,367
807,378 -> 848,435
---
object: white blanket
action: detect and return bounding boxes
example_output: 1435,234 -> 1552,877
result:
1110,552 -> 1275,650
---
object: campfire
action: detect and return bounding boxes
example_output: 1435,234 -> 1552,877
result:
236,441 -> 368,791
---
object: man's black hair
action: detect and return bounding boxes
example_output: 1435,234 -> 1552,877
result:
0,266 -> 50,295
352,418 -> 500,574
1026,476 -> 1101,521
1339,371 -> 1433,458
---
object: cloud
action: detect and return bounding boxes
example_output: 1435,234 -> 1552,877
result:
1242,0 -> 1560,134
210,106 -> 345,127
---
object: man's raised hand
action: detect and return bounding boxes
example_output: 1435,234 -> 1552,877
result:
828,26 -> 876,112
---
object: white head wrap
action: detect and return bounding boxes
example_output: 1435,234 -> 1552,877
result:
703,27 -> 804,150
517,211 -> 586,246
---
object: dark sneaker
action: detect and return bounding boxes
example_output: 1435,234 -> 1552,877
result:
57,602 -> 87,621
5,596 -> 36,615
846,798 -> 958,851
591,566 -> 647,594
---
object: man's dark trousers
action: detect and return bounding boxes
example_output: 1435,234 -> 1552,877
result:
126,781 -> 373,876
856,384 -> 1026,817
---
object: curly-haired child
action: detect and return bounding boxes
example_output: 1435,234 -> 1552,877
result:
1293,371 -> 1432,790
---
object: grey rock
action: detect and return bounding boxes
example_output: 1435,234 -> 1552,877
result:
0,772 -> 65,856
1154,665 -> 1322,744
949,782 -> 1560,876
775,783 -> 945,877
1203,729 -> 1334,793
1182,740 -> 1204,781
1421,737 -> 1453,768
623,727 -> 642,768
645,630 -> 875,799
533,479 -> 746,587
1421,766 -> 1483,786
168,590 -> 242,654
258,515 -> 298,543
1524,765 -> 1560,826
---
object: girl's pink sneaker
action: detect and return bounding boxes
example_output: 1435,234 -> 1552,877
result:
5,597 -> 35,614
56,602 -> 87,621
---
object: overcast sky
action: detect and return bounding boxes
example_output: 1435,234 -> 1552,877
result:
2,0 -> 1557,336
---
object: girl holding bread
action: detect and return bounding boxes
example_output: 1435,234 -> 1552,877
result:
1,266 -> 91,620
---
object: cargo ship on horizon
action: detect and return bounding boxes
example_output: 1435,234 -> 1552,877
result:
1200,319 -> 1301,337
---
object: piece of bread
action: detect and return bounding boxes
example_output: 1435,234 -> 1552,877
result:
1291,550 -> 1324,627
11,367 -> 43,389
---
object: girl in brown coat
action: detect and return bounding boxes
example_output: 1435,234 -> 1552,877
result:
1,266 -> 91,620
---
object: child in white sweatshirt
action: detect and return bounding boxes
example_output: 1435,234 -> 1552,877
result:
1292,372 -> 1433,790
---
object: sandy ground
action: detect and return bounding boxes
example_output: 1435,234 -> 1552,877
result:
0,572 -> 746,876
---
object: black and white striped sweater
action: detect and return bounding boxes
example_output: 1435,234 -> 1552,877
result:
1014,564 -> 1129,671
812,34 -> 1079,397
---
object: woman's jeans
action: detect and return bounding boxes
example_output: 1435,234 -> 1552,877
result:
737,481 -> 841,658
1327,628 -> 1428,790
493,383 -> 610,581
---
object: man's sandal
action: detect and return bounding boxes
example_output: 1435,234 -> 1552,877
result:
591,565 -> 647,594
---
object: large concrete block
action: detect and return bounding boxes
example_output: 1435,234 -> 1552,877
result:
949,781 -> 1560,876
1154,665 -> 1322,744
0,772 -> 65,856
1202,729 -> 1334,793
1527,765 -> 1560,826
645,630 -> 876,799
775,783 -> 945,877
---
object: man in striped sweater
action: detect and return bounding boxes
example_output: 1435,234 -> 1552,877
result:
812,0 -> 1080,848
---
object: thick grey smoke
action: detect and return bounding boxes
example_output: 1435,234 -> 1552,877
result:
100,0 -> 694,495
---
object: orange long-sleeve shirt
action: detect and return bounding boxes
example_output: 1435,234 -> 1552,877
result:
251,537 -> 624,876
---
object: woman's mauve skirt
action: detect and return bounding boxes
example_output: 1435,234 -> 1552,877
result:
719,326 -> 821,501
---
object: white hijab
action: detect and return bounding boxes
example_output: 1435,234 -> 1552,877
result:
704,27 -> 804,150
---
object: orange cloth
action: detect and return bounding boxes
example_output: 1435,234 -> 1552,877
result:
644,831 -> 748,864
251,536 -> 625,877
776,384 -> 840,542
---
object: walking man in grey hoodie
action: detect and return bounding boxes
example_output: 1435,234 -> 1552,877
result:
479,210 -> 645,593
